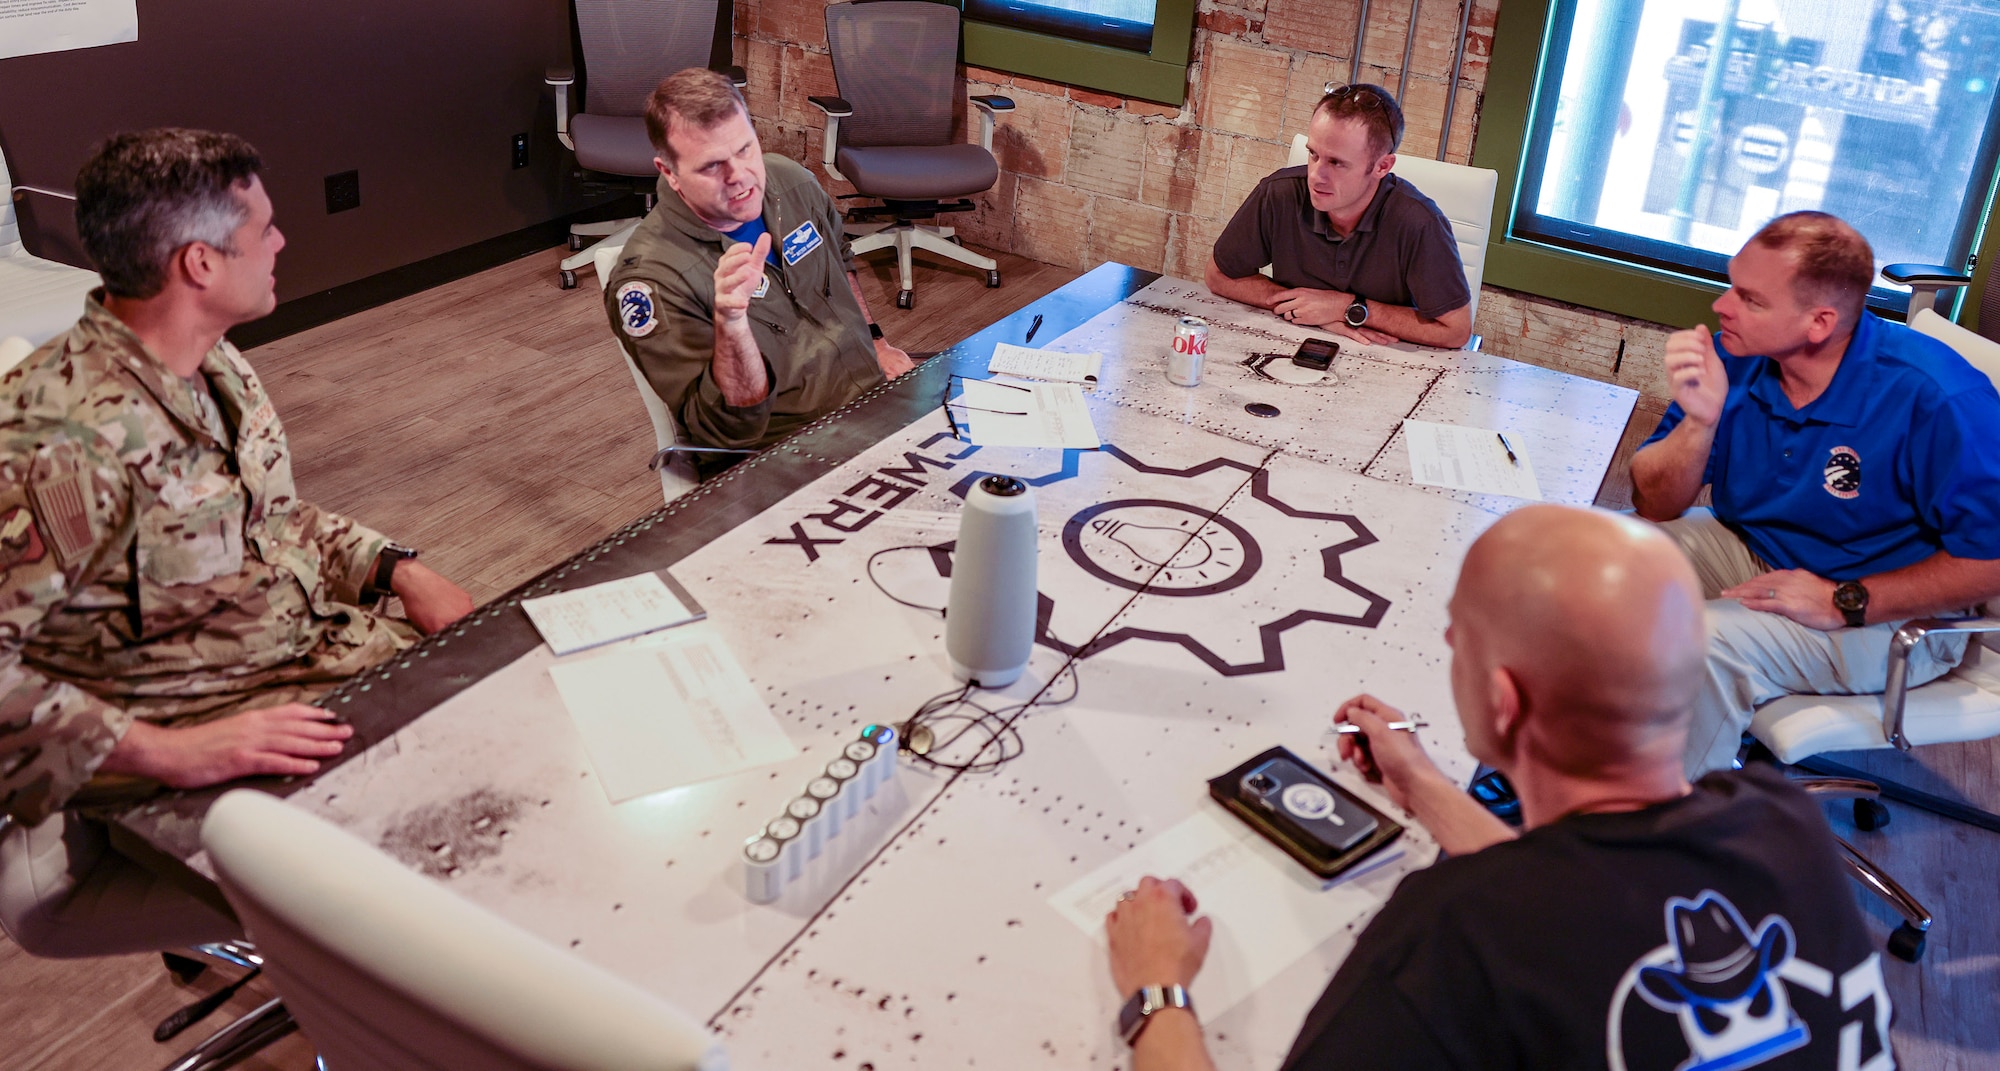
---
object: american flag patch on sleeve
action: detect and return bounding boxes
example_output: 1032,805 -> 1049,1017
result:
30,471 -> 96,566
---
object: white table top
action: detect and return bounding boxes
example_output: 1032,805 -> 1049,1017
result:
248,277 -> 1637,1067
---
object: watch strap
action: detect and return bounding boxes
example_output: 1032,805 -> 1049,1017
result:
1117,983 -> 1194,1046
1836,580 -> 1869,628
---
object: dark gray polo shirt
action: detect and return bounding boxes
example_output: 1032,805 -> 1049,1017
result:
1212,169 -> 1471,319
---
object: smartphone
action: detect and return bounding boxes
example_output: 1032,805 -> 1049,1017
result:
1209,747 -> 1401,878
1291,338 -> 1339,371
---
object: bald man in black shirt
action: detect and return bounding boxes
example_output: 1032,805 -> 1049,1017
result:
1103,506 -> 1892,1071
1207,84 -> 1472,350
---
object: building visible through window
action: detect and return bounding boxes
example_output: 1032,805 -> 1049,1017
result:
1516,0 -> 2000,309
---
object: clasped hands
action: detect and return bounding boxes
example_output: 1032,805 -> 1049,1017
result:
1103,694 -> 1442,998
1272,287 -> 1397,346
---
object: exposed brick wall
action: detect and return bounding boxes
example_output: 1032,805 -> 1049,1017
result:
732,0 -> 1682,407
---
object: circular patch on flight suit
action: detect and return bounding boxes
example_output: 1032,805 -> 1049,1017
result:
616,281 -> 659,338
1823,445 -> 1861,500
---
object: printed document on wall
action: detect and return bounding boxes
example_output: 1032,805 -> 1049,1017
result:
0,0 -> 138,61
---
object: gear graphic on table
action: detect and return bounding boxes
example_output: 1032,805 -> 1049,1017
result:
870,445 -> 1389,677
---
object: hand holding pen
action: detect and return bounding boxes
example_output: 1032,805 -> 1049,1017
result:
1333,694 -> 1441,811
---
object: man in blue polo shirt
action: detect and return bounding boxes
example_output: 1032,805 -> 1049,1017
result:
1632,211 -> 2000,776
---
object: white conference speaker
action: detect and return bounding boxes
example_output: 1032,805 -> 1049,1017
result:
946,475 -> 1038,687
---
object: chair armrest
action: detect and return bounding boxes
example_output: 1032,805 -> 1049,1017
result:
808,97 -> 852,177
721,65 -> 747,88
1880,262 -> 1970,287
546,67 -> 576,150
969,95 -> 1014,152
1882,615 -> 2000,750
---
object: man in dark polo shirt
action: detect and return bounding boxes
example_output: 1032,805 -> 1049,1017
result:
1207,83 -> 1471,349
604,69 -> 914,454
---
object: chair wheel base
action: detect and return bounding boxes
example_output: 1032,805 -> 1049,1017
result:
559,269 -> 578,290
1888,922 -> 1927,962
895,289 -> 914,309
985,269 -> 1002,288
1854,798 -> 1891,832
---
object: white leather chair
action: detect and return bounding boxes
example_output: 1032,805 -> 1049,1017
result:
593,244 -> 706,505
2,149 -> 99,346
202,789 -> 727,1071
1749,306 -> 2000,762
1284,133 -> 1495,343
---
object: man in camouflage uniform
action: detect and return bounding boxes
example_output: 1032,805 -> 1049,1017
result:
0,129 -> 473,957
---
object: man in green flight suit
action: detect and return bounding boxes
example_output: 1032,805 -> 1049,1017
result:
0,128 -> 474,957
603,68 -> 915,457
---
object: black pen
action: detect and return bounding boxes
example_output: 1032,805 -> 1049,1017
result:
1025,314 -> 1044,343
1496,432 -> 1519,465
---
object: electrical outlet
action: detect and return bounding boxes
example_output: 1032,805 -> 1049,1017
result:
324,170 -> 361,214
512,133 -> 530,169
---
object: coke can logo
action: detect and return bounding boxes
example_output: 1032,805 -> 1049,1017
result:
1172,333 -> 1207,354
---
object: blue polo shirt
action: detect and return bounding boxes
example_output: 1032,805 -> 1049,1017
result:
1643,312 -> 2000,579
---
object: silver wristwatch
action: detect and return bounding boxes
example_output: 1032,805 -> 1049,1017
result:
1117,983 -> 1194,1046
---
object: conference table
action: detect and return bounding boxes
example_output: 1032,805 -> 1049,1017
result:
116,264 -> 1637,1068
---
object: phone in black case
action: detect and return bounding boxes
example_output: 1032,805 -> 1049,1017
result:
1209,746 -> 1402,879
1291,338 -> 1339,371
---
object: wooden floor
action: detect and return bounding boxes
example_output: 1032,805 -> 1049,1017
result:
5,245 -> 1995,1069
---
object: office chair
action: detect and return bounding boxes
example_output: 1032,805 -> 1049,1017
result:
201,789 -> 728,1070
812,1 -> 1013,310
546,0 -> 743,290
1285,127 -> 1495,348
1882,259 -> 2000,334
2,148 -> 100,345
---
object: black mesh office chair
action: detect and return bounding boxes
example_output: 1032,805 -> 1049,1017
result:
545,0 -> 742,289
810,1 -> 1014,309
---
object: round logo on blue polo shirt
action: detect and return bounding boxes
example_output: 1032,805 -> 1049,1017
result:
1823,446 -> 1861,500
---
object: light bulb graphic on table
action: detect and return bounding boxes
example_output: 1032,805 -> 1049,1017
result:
1065,500 -> 1258,596
1096,517 -> 1216,572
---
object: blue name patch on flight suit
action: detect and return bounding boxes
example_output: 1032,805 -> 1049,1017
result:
782,220 -> 823,265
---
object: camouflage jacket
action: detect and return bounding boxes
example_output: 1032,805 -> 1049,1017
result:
0,295 -> 414,825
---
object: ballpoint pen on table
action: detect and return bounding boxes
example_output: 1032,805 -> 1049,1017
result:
1025,314 -> 1044,343
1330,720 -> 1429,735
1495,433 -> 1519,465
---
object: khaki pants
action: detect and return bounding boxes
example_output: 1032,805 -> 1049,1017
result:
1658,509 -> 1969,776
0,812 -> 239,958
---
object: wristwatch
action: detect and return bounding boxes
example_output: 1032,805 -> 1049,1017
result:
1344,297 -> 1369,327
1117,983 -> 1194,1046
1833,579 -> 1870,628
364,542 -> 420,603
869,321 -> 884,340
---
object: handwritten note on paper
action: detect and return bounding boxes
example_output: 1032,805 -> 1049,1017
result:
988,343 -> 1103,385
958,376 -> 1101,449
1050,808 -> 1402,1017
548,627 -> 797,803
1402,420 -> 1543,500
522,572 -> 705,656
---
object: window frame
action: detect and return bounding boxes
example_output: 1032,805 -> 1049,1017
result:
1473,0 -> 2000,334
959,0 -> 1197,105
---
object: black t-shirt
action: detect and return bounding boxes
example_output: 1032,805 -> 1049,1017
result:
1210,170 -> 1471,319
1280,767 -> 1894,1070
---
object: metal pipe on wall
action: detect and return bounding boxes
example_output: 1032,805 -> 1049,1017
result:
1397,0 -> 1421,104
1437,0 -> 1475,160
1350,0 -> 1372,86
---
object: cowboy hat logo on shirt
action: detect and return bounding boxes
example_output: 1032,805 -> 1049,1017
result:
1606,890 -> 1894,1071
1824,446 -> 1861,500
782,220 -> 823,265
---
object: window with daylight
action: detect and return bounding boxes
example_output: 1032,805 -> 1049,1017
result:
1513,0 -> 2000,311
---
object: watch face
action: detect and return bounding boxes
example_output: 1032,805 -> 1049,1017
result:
1345,301 -> 1368,327
1834,582 -> 1867,611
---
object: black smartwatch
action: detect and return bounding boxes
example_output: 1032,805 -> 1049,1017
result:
364,542 -> 419,603
1117,984 -> 1193,1046
1344,298 -> 1369,327
868,321 -> 884,340
1833,580 -> 1869,628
